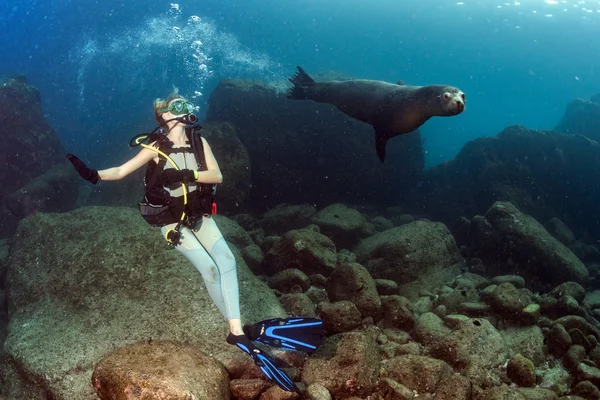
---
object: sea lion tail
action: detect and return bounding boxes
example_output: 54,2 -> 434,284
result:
288,66 -> 315,100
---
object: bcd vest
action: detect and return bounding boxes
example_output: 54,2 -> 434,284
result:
138,128 -> 216,227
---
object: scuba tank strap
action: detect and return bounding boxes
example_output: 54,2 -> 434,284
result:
188,126 -> 207,172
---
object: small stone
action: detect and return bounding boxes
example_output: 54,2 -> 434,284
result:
522,304 -> 541,324
548,324 -> 572,358
507,354 -> 536,387
457,302 -> 490,317
564,345 -> 587,373
379,378 -> 415,400
571,380 -> 600,400
570,328 -> 593,352
306,383 -> 332,400
491,275 -> 526,288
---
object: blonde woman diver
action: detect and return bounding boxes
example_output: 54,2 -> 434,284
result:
66,90 -> 324,393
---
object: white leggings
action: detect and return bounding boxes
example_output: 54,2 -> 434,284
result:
161,216 -> 240,320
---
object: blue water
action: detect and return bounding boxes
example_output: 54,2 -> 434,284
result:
1,0 -> 599,167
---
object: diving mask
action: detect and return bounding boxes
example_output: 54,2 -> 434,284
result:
158,99 -> 195,116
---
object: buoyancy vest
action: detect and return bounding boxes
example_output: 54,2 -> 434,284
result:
138,126 -> 216,227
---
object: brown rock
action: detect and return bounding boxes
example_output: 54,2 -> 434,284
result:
380,355 -> 453,393
507,354 -> 536,387
302,332 -> 380,398
92,340 -> 230,400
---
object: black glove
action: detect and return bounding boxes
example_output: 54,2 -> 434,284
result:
66,153 -> 99,184
157,169 -> 197,186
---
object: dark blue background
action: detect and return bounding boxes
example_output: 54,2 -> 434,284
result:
1,0 -> 598,167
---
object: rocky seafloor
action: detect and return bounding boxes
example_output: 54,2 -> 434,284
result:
1,199 -> 600,400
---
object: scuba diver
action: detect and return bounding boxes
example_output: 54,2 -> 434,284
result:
65,90 -> 324,392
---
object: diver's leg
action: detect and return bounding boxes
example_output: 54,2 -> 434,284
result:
160,221 -> 240,329
191,216 -> 242,334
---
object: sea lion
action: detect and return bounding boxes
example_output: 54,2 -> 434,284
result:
287,66 -> 466,162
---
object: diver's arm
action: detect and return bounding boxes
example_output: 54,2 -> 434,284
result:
98,148 -> 156,181
196,137 -> 223,184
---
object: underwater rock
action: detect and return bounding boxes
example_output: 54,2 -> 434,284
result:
571,380 -> 600,400
380,295 -> 415,331
306,286 -> 329,305
506,354 -> 536,387
241,243 -> 265,275
517,388 -> 559,399
369,216 -> 394,232
201,122 -> 252,212
377,378 -> 415,400
556,97 -> 600,143
545,217 -> 577,246
550,282 -> 587,304
206,79 -> 425,211
269,268 -> 311,294
3,206 -> 285,399
317,301 -> 363,334
491,275 -> 526,289
487,282 -> 532,320
380,355 -> 454,395
258,203 -> 317,236
412,125 -> 600,247
229,379 -> 272,400
264,228 -> 337,276
353,220 -> 465,299
375,279 -> 400,295
471,201 -> 588,289
432,317 -> 508,388
473,386 -> 526,400
309,203 -> 367,249
564,345 -> 587,373
302,332 -> 380,398
434,373 -> 472,400
0,76 -> 77,238
501,325 -> 546,366
279,293 -> 317,317
326,262 -> 381,319
213,214 -> 254,248
92,340 -> 230,400
414,312 -> 452,347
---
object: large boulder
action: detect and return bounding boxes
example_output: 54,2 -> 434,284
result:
555,97 -> 600,143
92,341 -> 230,400
302,332 -> 380,399
411,125 -> 600,241
1,206 -> 285,399
0,75 -> 78,238
470,201 -> 588,289
205,79 -> 424,211
353,220 -> 465,299
432,317 -> 509,389
264,227 -> 337,276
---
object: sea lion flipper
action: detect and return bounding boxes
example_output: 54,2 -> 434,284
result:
374,129 -> 390,163
288,66 -> 316,100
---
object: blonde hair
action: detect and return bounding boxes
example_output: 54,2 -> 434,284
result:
153,87 -> 190,124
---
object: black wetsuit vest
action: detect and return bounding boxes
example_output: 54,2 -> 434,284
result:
138,127 -> 216,227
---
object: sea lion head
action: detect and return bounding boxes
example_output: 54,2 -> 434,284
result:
438,86 -> 466,115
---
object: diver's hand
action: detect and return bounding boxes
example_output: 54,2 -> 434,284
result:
157,169 -> 197,186
66,153 -> 99,184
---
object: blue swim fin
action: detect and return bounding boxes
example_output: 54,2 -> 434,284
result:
227,333 -> 299,393
243,317 -> 325,353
